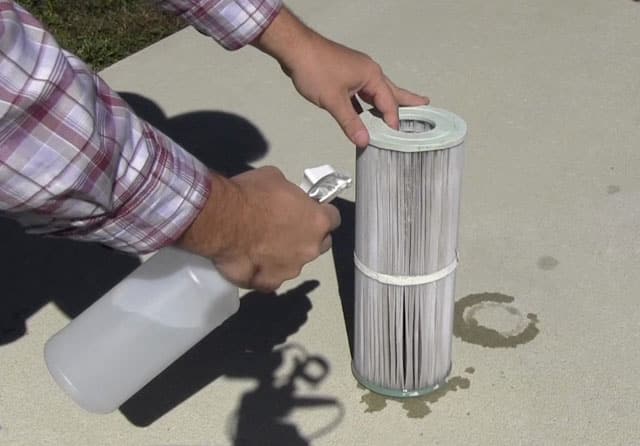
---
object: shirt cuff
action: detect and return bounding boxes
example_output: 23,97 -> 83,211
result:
179,0 -> 283,50
59,123 -> 211,254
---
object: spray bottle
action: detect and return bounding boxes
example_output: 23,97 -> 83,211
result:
44,165 -> 351,413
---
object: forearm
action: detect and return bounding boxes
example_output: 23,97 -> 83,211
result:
177,173 -> 242,260
0,1 -> 209,253
251,6 -> 315,68
155,0 -> 283,50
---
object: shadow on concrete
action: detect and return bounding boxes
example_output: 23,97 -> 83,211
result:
0,93 -> 269,346
119,92 -> 267,177
119,94 -> 342,439
0,220 -> 139,345
120,281 -> 343,445
330,198 -> 356,358
0,93 -> 341,440
230,342 -> 344,446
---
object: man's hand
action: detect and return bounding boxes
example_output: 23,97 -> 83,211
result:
178,167 -> 340,292
253,7 -> 429,148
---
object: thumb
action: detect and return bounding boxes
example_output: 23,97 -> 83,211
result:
325,95 -> 369,148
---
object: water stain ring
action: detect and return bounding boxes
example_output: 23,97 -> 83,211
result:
454,293 -> 540,348
464,302 -> 530,337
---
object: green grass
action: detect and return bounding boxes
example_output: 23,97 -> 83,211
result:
20,0 -> 186,71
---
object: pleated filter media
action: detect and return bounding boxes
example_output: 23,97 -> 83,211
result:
353,106 -> 467,397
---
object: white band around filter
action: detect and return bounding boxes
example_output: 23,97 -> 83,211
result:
353,252 -> 459,287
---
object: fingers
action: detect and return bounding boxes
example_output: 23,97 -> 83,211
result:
361,76 -> 399,130
249,204 -> 340,292
251,263 -> 301,293
321,203 -> 341,231
314,203 -> 339,255
326,80 -> 428,146
357,75 -> 429,131
385,77 -> 429,106
325,95 -> 370,148
251,275 -> 283,294
320,234 -> 332,254
318,204 -> 339,254
392,87 -> 430,106
318,204 -> 338,254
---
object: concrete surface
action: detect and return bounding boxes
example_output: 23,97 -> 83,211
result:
1,0 -> 639,444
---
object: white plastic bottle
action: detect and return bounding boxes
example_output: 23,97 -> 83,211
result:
44,165 -> 351,414
45,164 -> 351,413
44,247 -> 239,413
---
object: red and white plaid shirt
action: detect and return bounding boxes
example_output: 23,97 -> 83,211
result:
0,0 -> 282,253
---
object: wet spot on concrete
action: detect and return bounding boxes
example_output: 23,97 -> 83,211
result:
454,293 -> 540,348
359,369 -> 473,418
537,256 -> 559,270
465,367 -> 475,374
607,185 -> 621,194
402,399 -> 432,418
402,376 -> 471,419
359,386 -> 387,413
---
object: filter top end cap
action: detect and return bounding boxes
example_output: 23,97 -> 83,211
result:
361,106 -> 467,152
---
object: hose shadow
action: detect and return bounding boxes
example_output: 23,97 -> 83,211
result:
121,281 -> 343,446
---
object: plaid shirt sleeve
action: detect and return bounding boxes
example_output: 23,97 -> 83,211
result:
0,1 -> 211,253
156,0 -> 283,50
